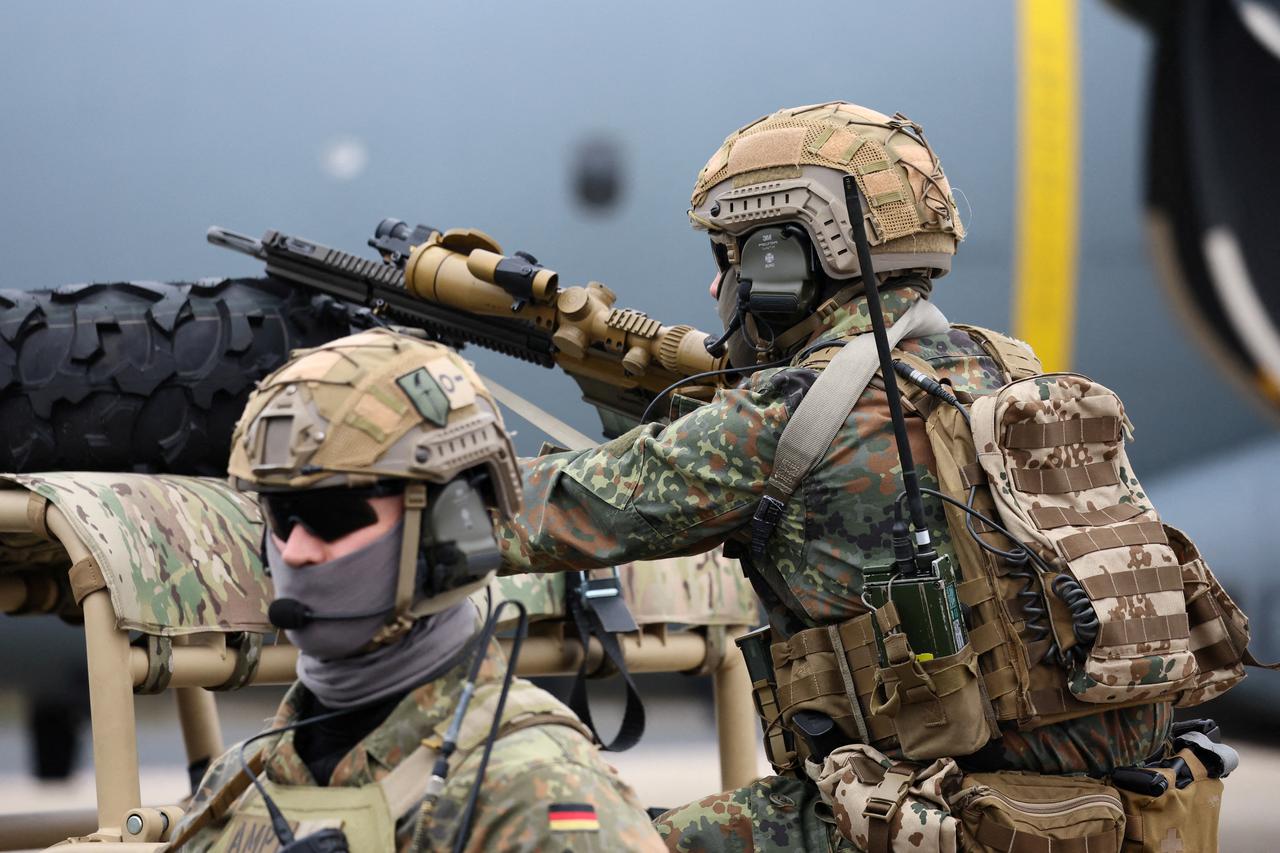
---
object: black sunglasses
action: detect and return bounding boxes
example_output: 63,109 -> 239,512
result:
260,482 -> 405,543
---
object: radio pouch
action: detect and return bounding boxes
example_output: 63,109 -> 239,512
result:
867,603 -> 993,760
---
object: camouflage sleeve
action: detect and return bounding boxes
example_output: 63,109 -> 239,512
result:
428,725 -> 666,852
164,743 -> 255,852
498,372 -> 795,573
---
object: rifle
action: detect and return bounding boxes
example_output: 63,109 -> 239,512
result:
208,220 -> 728,438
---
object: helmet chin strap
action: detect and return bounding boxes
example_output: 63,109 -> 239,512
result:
372,481 -> 428,646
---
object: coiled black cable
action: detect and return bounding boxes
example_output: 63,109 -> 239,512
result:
894,487 -> 1107,666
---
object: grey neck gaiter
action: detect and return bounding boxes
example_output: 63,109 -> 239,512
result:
266,523 -> 477,709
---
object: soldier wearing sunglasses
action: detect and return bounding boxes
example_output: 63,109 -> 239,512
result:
167,329 -> 663,852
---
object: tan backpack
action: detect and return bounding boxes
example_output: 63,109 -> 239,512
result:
769,324 -> 1274,763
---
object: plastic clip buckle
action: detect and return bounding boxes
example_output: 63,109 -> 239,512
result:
751,495 -> 787,556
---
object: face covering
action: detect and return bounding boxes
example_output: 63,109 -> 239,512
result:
267,520 -> 405,661
266,522 -> 478,708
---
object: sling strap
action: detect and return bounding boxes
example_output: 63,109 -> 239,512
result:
566,569 -> 646,752
752,298 -> 951,555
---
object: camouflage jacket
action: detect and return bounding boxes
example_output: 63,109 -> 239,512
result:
499,288 -> 1170,775
170,640 -> 663,852
501,288 -> 995,633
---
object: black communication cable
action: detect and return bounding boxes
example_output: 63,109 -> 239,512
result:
638,338 -> 850,425
234,607 -> 493,852
450,600 -> 529,853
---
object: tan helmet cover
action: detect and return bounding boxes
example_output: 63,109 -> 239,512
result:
229,329 -> 522,635
690,101 -> 965,279
228,328 -> 521,520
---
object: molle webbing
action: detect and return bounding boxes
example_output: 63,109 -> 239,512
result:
1028,503 -> 1142,529
1010,462 -> 1120,495
1004,416 -> 1121,448
1056,521 -> 1167,561
1078,564 -> 1182,600
1098,614 -> 1190,646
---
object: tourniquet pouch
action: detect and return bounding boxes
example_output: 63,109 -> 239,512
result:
1114,747 -> 1223,853
805,743 -> 961,853
952,771 -> 1125,853
870,607 -> 992,760
969,374 -> 1197,704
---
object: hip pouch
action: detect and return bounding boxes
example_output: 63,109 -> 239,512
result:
969,374 -> 1197,704
1112,719 -> 1235,853
952,770 -> 1125,853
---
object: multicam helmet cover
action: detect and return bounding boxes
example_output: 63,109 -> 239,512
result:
228,328 -> 520,519
690,101 -> 965,280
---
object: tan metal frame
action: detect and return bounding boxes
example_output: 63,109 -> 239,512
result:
0,489 -> 759,850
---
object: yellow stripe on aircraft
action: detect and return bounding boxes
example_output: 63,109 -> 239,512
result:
1014,0 -> 1080,372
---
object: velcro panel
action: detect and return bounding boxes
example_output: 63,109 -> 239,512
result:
1079,564 -> 1182,600
1057,521 -> 1168,561
1098,613 -> 1190,646
1004,416 -> 1121,449
816,128 -> 866,164
1028,502 -> 1143,529
725,127 -> 806,177
1010,462 -> 1120,494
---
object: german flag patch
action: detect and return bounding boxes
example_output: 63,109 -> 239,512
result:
548,802 -> 600,832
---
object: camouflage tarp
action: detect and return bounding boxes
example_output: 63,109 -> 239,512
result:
0,472 -> 757,636
485,548 -> 759,627
0,473 -> 271,636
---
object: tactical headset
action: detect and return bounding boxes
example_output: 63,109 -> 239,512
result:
707,224 -> 824,360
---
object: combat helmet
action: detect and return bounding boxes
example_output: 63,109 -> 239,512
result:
690,102 -> 964,362
228,328 -> 520,637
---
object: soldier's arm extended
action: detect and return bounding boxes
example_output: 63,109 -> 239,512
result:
498,369 -> 797,573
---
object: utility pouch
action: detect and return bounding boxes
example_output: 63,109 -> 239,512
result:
869,604 -> 993,760
805,744 -> 961,853
969,374 -> 1197,704
952,771 -> 1125,853
771,614 -> 899,753
1113,745 -> 1225,853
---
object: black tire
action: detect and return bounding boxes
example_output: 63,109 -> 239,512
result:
0,277 -> 351,475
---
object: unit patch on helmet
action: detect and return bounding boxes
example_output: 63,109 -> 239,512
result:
424,356 -> 476,409
397,367 -> 451,427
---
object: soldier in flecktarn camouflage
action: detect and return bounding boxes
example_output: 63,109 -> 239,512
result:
167,330 -> 664,852
498,102 -> 1175,852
